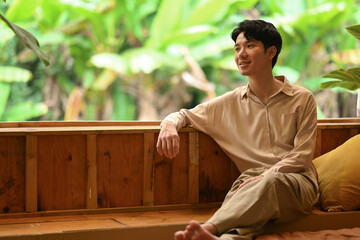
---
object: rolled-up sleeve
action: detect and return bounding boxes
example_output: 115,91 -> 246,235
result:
162,103 -> 209,133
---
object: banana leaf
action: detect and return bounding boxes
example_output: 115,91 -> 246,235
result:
1,101 -> 48,121
5,0 -> 42,22
0,66 -> 32,82
320,68 -> 360,90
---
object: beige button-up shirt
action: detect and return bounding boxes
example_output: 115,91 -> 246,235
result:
163,76 -> 318,177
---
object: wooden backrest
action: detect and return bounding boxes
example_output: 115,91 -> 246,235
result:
0,119 -> 359,216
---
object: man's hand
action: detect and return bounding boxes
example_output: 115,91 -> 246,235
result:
238,175 -> 263,189
156,121 -> 180,159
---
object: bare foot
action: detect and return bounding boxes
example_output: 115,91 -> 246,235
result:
175,220 -> 223,240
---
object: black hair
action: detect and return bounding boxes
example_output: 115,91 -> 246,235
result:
231,19 -> 282,68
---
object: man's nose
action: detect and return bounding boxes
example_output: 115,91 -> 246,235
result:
238,48 -> 247,58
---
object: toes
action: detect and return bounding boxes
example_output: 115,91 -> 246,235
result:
174,230 -> 186,240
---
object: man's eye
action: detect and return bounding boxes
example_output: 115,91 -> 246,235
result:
247,44 -> 253,48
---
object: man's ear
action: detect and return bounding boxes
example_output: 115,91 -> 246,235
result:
267,46 -> 277,59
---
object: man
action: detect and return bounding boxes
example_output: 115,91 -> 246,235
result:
156,19 -> 319,240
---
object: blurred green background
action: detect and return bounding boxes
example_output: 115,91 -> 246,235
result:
1,0 -> 360,121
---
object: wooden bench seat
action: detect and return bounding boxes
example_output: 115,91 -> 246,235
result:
0,118 -> 360,239
0,205 -> 359,239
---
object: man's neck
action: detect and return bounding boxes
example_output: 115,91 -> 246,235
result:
248,72 -> 283,105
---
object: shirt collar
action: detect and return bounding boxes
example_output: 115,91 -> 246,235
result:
240,75 -> 295,99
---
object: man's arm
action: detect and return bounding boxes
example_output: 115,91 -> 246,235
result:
156,104 -> 208,159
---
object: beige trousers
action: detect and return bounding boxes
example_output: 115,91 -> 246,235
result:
206,167 -> 319,240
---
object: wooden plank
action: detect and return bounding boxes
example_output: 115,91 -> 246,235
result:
143,133 -> 155,206
188,132 -> 199,204
0,136 -> 25,213
314,128 -> 322,158
198,132 -> 232,203
320,129 -> 351,155
86,135 -> 97,209
18,121 -> 161,128
350,128 -> 359,137
26,135 -> 37,212
37,135 -> 87,211
0,219 -> 124,236
154,133 -> 189,205
97,134 -> 144,208
0,202 -> 222,220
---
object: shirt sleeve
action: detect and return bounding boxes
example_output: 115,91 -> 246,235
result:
161,103 -> 209,134
262,93 -> 317,176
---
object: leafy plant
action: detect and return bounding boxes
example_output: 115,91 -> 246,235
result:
0,0 -> 48,121
320,24 -> 360,90
0,0 -> 49,65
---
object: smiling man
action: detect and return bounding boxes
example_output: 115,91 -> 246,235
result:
156,20 -> 319,240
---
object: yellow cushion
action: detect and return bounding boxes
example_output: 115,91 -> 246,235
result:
313,134 -> 360,212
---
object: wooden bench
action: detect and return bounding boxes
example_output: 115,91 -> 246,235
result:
0,119 -> 359,239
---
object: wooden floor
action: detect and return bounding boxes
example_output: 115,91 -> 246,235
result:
0,208 -> 218,240
1,207 -> 360,239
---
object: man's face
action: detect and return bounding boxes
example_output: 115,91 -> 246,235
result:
234,32 -> 274,77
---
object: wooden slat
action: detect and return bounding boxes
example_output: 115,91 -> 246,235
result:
198,132 -> 233,203
314,128 -> 322,158
0,127 -> 200,136
188,132 -> 199,204
154,133 -> 189,205
320,129 -> 351,155
0,121 -> 161,128
0,202 -> 222,220
86,135 -> 97,209
26,135 -> 37,212
0,136 -> 25,214
37,135 -> 87,211
350,128 -> 359,137
97,134 -> 144,208
143,133 -> 155,206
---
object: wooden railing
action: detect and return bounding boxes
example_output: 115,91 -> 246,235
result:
0,119 -> 359,217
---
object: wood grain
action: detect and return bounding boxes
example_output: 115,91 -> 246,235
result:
97,134 -> 144,208
86,135 -> 97,209
320,129 -> 351,155
0,136 -> 25,213
198,132 -> 232,203
37,135 -> 86,211
188,132 -> 199,204
154,133 -> 189,205
26,135 -> 37,212
143,133 -> 155,206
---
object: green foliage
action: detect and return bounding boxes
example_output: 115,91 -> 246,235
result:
0,66 -> 46,121
321,68 -> 360,90
0,83 -> 11,118
5,0 -> 42,22
0,0 -> 49,66
347,24 -> 360,40
0,66 -> 32,82
1,0 -> 360,120
321,24 -> 360,91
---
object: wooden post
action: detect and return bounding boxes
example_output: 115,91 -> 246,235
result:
188,132 -> 199,204
25,135 -> 37,212
143,133 -> 155,206
86,134 -> 97,209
